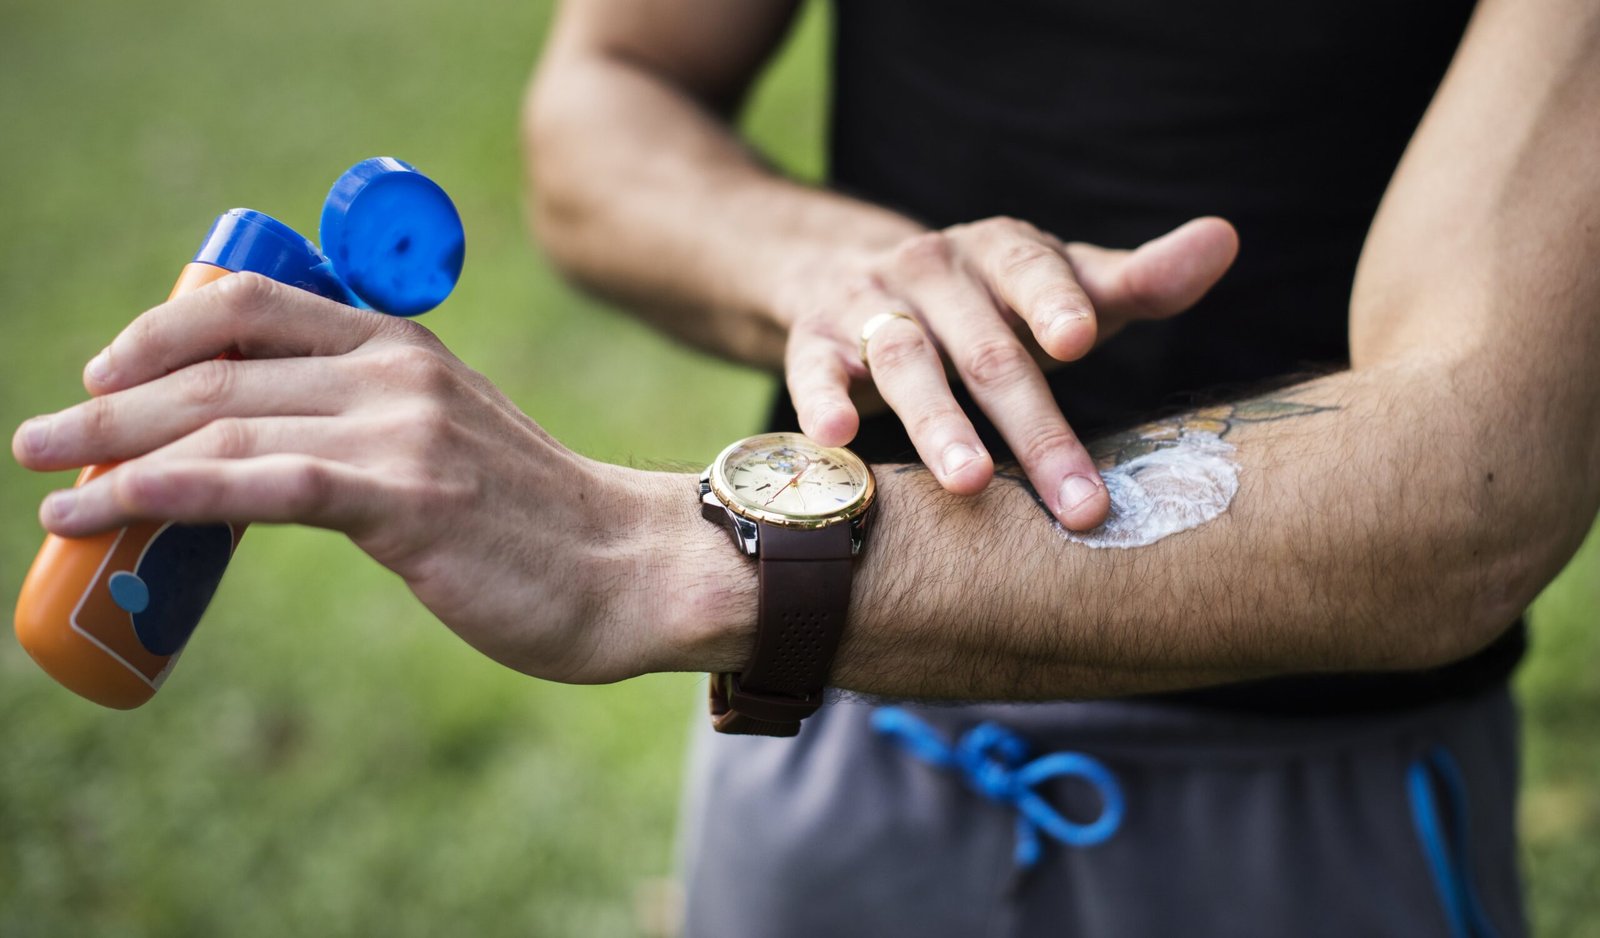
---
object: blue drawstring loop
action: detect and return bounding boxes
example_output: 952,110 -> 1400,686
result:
1407,745 -> 1502,938
871,706 -> 1124,869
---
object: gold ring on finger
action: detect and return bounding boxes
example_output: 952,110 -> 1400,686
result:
859,310 -> 922,370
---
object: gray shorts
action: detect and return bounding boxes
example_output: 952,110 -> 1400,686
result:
679,687 -> 1523,937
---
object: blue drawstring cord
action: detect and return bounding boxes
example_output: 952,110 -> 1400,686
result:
1407,744 -> 1502,938
876,710 -> 1498,927
871,706 -> 1124,870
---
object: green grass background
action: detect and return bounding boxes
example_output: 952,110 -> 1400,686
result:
0,1 -> 1594,934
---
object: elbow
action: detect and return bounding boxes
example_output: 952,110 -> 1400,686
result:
522,134 -> 581,270
1402,554 -> 1540,672
1363,373 -> 1600,671
520,69 -> 592,280
1395,497 -> 1594,671
528,189 -> 594,289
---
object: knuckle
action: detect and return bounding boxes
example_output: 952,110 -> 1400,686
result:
1017,423 -> 1080,469
371,343 -> 453,392
905,403 -> 962,443
962,337 -> 1033,391
214,271 -> 278,318
839,272 -> 889,305
973,216 -> 1034,240
406,401 -> 456,450
287,459 -> 333,513
120,313 -> 162,358
113,465 -> 159,512
1004,216 -> 1041,237
80,396 -> 118,442
176,360 -> 235,408
200,417 -> 252,458
352,346 -> 399,380
1034,284 -> 1088,314
1118,264 -> 1165,316
383,315 -> 440,348
868,327 -> 930,372
994,241 -> 1058,282
789,312 -> 835,344
892,231 -> 954,274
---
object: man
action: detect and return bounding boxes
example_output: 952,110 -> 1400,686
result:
520,0 -> 1596,933
11,0 -> 1597,934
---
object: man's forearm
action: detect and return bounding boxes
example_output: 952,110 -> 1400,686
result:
626,0 -> 1600,699
652,355 -> 1596,699
526,18 -> 919,367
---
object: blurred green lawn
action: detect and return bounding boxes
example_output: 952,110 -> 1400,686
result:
0,1 -> 1595,935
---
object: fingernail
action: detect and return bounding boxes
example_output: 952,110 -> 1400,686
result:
1046,310 -> 1090,341
941,442 -> 982,478
43,490 -> 77,524
86,349 -> 112,385
1057,474 -> 1102,514
21,418 -> 51,457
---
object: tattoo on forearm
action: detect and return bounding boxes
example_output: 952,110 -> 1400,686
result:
899,396 -> 1336,548
1061,397 -> 1336,548
1084,398 -> 1335,469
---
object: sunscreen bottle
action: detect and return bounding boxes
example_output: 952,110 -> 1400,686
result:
14,157 -> 465,708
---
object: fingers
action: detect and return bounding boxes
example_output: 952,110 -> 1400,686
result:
139,416 -> 359,464
841,279 -> 992,493
38,455 -> 385,539
964,219 -> 1099,362
785,319 -> 860,447
889,242 -> 1110,530
960,215 -> 1240,362
863,317 -> 994,495
1062,216 -> 1239,322
14,357 -> 365,471
84,272 -> 402,395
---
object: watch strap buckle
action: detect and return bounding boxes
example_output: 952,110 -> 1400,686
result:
709,672 -> 819,737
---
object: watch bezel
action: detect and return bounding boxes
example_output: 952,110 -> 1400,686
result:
706,432 -> 876,529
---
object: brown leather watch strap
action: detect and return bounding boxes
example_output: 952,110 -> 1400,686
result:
711,522 -> 854,736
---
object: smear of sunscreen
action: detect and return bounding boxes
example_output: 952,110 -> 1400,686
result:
1063,430 -> 1238,549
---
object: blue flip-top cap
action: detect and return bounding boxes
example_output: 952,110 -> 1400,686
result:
192,209 -> 354,305
319,157 -> 465,317
191,157 -> 464,317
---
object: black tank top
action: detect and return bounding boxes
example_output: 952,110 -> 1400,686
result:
764,0 -> 1525,714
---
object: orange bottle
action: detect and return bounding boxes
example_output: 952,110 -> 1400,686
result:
15,264 -> 244,707
14,159 -> 464,707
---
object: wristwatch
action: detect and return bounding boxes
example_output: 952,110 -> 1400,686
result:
699,432 -> 876,737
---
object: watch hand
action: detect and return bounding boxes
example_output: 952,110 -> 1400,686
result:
764,464 -> 812,507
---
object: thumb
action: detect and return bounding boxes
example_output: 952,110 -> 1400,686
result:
1064,216 -> 1239,325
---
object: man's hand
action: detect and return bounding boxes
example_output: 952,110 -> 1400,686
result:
528,1 -> 1241,529
774,215 -> 1238,529
11,274 -> 746,685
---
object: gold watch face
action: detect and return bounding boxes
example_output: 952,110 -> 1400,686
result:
709,432 -> 875,527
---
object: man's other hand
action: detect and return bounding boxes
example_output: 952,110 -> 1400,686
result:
11,273 -> 734,684
775,216 -> 1238,530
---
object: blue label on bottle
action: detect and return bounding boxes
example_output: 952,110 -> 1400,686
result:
127,522 -> 235,656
